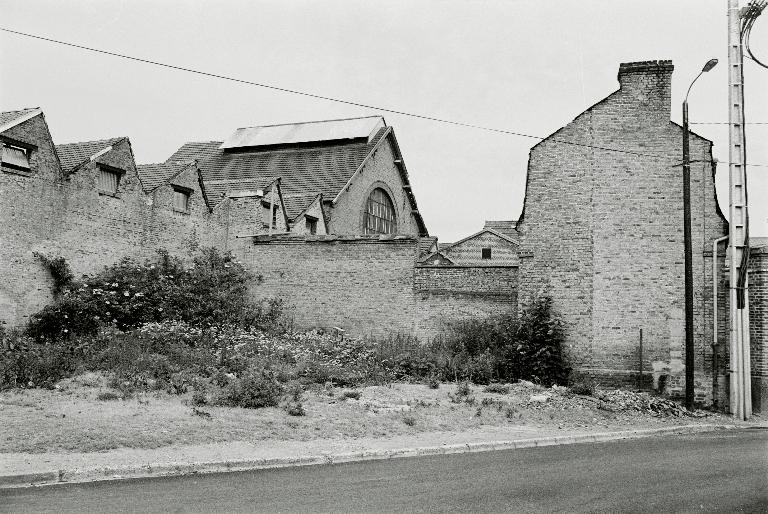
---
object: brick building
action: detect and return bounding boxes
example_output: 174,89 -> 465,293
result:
165,116 -> 428,244
435,223 -> 520,266
0,111 -> 428,326
515,60 -> 732,401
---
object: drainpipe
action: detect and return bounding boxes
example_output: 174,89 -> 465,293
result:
712,235 -> 728,409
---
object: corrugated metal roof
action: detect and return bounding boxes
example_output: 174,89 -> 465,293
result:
55,137 -> 125,174
219,116 -> 385,150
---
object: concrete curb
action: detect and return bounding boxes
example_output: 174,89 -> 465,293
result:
0,423 -> 741,489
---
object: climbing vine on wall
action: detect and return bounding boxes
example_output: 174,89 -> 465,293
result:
33,253 -> 74,297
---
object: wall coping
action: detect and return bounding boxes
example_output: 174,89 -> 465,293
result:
251,234 -> 418,245
415,264 -> 519,269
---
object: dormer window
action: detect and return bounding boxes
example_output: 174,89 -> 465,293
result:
305,215 -> 318,235
1,141 -> 31,171
173,187 -> 191,214
97,165 -> 122,196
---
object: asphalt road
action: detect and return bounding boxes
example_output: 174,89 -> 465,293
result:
3,429 -> 767,513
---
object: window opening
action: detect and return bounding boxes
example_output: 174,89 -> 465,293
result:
1,143 -> 31,170
482,248 -> 492,260
364,188 -> 396,235
173,189 -> 190,213
98,168 -> 120,195
306,217 -> 318,235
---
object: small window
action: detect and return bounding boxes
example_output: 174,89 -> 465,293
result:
2,142 -> 31,171
481,248 -> 492,260
306,217 -> 317,235
98,168 -> 120,195
173,189 -> 191,213
262,203 -> 279,229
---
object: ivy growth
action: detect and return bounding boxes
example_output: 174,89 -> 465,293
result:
33,253 -> 74,297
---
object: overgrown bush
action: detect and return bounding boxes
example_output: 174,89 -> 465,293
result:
218,367 -> 283,409
26,248 -> 282,341
484,383 -> 510,394
434,297 -> 570,386
0,327 -> 81,389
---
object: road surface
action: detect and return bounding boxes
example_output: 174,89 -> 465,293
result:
3,429 -> 767,513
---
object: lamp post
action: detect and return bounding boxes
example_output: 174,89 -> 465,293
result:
682,58 -> 718,411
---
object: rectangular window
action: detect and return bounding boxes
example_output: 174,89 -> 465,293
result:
173,189 -> 190,213
272,205 -> 279,228
2,143 -> 31,170
481,248 -> 492,260
98,168 -> 120,195
306,217 -> 317,235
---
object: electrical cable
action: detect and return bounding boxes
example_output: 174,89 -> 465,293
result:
0,26 -> 684,160
742,0 -> 768,69
1,26 -> 767,167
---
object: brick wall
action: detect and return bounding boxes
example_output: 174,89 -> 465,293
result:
238,236 -> 517,340
442,231 -> 520,266
328,133 -> 420,236
0,114 -> 224,326
516,61 -> 728,398
748,248 -> 768,411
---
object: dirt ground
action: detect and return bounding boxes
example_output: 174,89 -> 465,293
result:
0,373 -> 738,454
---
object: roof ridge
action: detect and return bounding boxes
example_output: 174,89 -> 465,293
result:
56,136 -> 126,148
1,107 -> 41,115
235,115 -> 384,131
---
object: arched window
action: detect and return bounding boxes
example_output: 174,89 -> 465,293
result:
364,188 -> 396,234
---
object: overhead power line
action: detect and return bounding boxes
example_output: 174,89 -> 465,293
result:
691,122 -> 768,124
1,26 -> 768,168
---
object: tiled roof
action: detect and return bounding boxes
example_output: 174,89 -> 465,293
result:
137,161 -> 193,192
483,220 -> 519,239
282,193 -> 320,220
418,236 -> 438,255
175,127 -> 388,209
751,237 -> 768,248
0,108 -> 41,131
55,138 -> 125,174
165,141 -> 222,164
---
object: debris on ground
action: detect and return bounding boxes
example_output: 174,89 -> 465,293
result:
592,389 -> 705,417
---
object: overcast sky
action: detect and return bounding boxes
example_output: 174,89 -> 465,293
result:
2,0 -> 766,242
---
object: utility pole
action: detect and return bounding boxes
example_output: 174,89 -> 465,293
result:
727,0 -> 751,420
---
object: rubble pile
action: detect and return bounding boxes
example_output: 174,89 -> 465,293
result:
592,389 -> 703,417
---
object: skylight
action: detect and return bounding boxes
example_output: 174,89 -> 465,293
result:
219,116 -> 385,150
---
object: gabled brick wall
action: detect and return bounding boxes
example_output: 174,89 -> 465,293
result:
0,115 -> 224,326
516,61 -> 728,399
442,231 -> 520,266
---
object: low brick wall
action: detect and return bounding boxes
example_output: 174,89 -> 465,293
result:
237,235 -> 518,340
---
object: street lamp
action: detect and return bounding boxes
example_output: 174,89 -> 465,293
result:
682,58 -> 718,411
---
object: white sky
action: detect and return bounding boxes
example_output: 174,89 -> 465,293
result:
1,0 -> 766,243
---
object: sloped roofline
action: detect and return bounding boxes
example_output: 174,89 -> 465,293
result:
233,115 -> 385,131
291,193 -> 330,234
59,137 -> 129,176
0,108 -> 43,134
440,228 -> 520,253
332,126 -> 429,237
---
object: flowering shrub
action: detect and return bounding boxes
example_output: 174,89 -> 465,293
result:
26,249 -> 282,341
